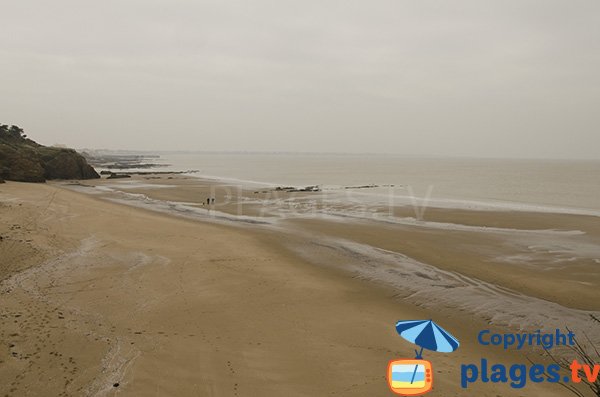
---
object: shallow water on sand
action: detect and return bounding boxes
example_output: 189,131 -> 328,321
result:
150,153 -> 600,214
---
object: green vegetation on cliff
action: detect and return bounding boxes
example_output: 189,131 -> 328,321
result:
0,124 -> 100,182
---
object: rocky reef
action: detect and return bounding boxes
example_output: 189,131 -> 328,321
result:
0,124 -> 100,182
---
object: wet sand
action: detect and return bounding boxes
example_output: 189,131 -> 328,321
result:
1,179 -> 597,396
91,175 -> 600,310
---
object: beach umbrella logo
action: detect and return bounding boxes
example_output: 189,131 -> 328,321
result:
387,320 -> 460,396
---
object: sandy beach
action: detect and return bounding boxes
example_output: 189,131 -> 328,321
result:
89,174 -> 600,310
3,0 -> 600,394
1,178 -> 596,396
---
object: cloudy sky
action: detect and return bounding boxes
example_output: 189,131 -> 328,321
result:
1,0 -> 598,158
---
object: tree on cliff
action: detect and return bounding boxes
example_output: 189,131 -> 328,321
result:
0,124 -> 27,140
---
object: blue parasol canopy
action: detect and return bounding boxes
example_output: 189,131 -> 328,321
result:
395,319 -> 459,357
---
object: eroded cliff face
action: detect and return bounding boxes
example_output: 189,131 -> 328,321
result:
0,125 -> 100,182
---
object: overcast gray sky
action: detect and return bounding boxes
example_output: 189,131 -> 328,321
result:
1,0 -> 598,158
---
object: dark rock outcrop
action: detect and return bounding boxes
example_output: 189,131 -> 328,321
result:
106,173 -> 131,179
0,124 -> 100,182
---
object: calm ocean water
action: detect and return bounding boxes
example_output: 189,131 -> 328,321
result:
150,153 -> 600,214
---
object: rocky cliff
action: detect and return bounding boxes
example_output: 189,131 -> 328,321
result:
0,124 -> 100,182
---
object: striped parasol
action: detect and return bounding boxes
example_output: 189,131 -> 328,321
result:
395,319 -> 460,358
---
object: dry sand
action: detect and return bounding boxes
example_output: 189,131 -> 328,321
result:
0,180 -> 594,396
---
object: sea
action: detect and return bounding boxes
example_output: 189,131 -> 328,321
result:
145,152 -> 600,215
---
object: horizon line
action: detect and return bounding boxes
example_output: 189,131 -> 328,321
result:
77,148 -> 600,162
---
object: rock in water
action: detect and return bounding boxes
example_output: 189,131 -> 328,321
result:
106,173 -> 131,179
